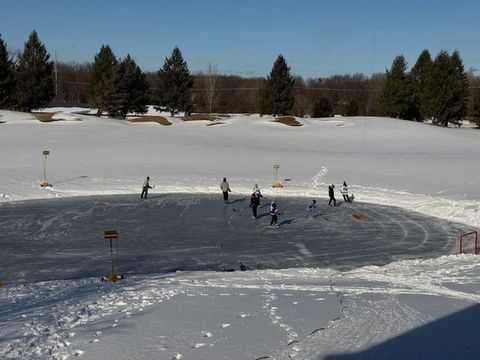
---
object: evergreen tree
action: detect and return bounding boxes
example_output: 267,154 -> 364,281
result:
410,49 -> 433,121
86,45 -> 118,116
311,97 -> 333,117
448,50 -> 469,125
105,55 -> 149,119
344,99 -> 360,116
260,55 -> 295,116
427,50 -> 469,127
470,87 -> 480,127
155,47 -> 193,116
15,31 -> 54,112
380,55 -> 415,120
0,34 -> 16,109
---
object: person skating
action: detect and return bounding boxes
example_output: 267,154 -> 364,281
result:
306,199 -> 317,217
270,200 -> 279,227
250,191 -> 261,219
253,184 -> 262,198
141,176 -> 152,199
341,181 -> 350,203
328,184 -> 336,207
220,177 -> 231,204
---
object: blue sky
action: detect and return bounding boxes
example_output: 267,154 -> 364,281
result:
1,0 -> 479,78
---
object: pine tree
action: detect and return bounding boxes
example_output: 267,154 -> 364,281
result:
86,45 -> 118,116
410,49 -> 433,121
106,55 -> 149,119
0,34 -> 16,109
311,97 -> 333,117
427,50 -> 469,127
344,99 -> 360,116
260,55 -> 295,116
155,47 -> 193,116
380,55 -> 415,120
448,50 -> 469,126
470,87 -> 480,127
15,31 -> 54,112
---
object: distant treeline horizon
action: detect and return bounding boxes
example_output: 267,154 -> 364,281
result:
1,31 -> 479,126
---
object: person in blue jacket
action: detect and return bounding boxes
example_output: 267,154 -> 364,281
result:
306,199 -> 317,217
270,200 -> 279,227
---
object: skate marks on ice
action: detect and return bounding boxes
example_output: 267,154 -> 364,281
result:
0,193 -> 467,283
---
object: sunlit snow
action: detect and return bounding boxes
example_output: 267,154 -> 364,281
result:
0,108 -> 479,359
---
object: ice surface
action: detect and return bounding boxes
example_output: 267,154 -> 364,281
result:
0,194 -> 466,283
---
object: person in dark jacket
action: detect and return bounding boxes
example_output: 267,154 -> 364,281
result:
250,191 -> 261,219
141,176 -> 152,199
220,177 -> 231,203
328,184 -> 336,207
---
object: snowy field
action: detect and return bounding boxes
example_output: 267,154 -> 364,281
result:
0,108 -> 480,359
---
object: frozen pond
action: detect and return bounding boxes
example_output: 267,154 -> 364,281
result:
0,194 -> 467,283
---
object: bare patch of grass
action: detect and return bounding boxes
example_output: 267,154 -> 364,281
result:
183,114 -> 219,122
128,115 -> 172,126
33,112 -> 55,122
273,116 -> 303,127
206,121 -> 226,126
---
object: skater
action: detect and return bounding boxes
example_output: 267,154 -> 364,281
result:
141,176 -> 152,199
253,184 -> 262,198
220,177 -> 231,204
328,184 -> 336,207
250,191 -> 261,219
341,181 -> 350,203
270,200 -> 279,227
306,199 -> 317,216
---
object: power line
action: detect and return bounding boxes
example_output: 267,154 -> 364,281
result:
55,80 -> 480,92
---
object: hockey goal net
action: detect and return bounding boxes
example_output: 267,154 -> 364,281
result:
457,231 -> 478,254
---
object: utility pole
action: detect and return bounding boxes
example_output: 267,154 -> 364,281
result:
54,51 -> 58,98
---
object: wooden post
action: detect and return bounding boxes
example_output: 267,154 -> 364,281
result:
40,150 -> 50,187
272,164 -> 283,188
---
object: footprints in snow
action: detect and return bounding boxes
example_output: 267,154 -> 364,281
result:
262,281 -> 299,344
170,291 -> 252,358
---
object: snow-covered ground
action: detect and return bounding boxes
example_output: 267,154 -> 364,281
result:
0,108 -> 480,359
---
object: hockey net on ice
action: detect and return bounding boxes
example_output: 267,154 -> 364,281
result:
456,231 -> 478,255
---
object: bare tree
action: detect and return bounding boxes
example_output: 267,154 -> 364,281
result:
203,63 -> 220,113
293,93 -> 310,117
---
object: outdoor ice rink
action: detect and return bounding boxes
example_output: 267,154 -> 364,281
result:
0,194 -> 467,284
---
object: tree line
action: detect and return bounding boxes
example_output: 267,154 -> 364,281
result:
1,31 -> 479,126
380,50 -> 477,127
